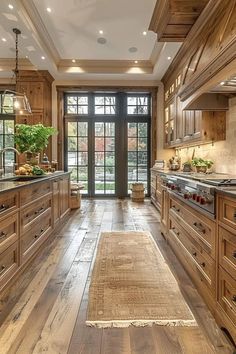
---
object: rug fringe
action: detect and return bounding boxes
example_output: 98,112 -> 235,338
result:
86,319 -> 198,328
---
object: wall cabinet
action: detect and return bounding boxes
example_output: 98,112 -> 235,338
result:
0,173 -> 70,293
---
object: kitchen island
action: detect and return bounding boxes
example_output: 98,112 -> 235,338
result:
0,172 -> 70,292
151,168 -> 236,344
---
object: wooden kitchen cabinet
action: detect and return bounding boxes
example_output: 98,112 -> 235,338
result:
0,173 -> 70,293
182,110 -> 201,142
160,186 -> 169,239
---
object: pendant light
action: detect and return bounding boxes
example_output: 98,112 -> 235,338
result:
1,28 -> 32,115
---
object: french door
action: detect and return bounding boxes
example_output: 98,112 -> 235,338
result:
64,92 -> 151,197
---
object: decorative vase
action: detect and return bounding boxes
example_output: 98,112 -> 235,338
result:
25,152 -> 40,165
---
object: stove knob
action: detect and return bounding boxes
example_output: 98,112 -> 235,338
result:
196,195 -> 201,203
171,185 -> 176,190
184,193 -> 189,199
192,194 -> 197,200
200,197 -> 206,205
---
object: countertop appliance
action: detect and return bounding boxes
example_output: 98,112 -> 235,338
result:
161,174 -> 236,218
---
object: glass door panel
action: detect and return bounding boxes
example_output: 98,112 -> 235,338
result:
127,122 -> 148,194
67,121 -> 88,194
94,122 -> 115,195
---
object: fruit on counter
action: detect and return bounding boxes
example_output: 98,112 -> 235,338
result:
15,164 -> 45,176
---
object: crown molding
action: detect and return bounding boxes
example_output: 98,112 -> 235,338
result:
0,58 -> 35,71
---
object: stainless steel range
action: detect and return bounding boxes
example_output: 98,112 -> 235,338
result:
161,174 -> 236,218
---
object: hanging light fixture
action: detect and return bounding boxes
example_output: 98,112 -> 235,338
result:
1,28 -> 32,115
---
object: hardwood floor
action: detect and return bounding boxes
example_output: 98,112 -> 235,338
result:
0,199 -> 234,354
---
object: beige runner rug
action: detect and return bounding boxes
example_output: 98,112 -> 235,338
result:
86,231 -> 197,328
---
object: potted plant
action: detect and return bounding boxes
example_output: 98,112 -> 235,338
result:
191,157 -> 214,173
14,124 -> 57,164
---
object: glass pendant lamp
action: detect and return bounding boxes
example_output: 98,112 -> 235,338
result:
1,28 -> 32,115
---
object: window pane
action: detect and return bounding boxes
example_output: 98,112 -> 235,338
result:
138,152 -> 147,166
95,182 -> 105,194
105,122 -> 115,136
95,97 -> 104,105
95,137 -> 104,151
138,169 -> 147,181
127,97 -> 136,105
138,137 -> 147,151
95,106 -> 104,115
78,167 -> 88,181
68,122 -> 77,136
78,106 -> 88,114
105,182 -> 115,194
128,138 -> 137,151
138,123 -> 147,137
68,166 -> 77,181
128,123 -> 137,137
128,152 -> 137,166
68,152 -> 77,165
105,97 -> 115,105
95,122 -> 104,136
0,121 -> 3,134
128,166 -> 137,181
105,137 -> 115,151
78,96 -> 88,104
105,152 -> 115,166
128,106 -> 137,115
78,152 -> 88,165
68,137 -> 77,151
5,120 -> 14,134
95,152 -> 104,165
67,96 -> 77,105
5,134 -> 14,147
105,106 -> 115,115
78,137 -> 88,151
138,97 -> 148,105
95,167 -> 104,180
67,106 -> 77,114
78,122 -> 88,136
105,166 -> 115,180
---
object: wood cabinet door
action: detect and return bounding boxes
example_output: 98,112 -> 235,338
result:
193,111 -> 202,139
60,176 -> 70,218
183,110 -> 194,141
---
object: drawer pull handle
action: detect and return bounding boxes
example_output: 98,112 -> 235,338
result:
0,231 -> 6,239
35,207 -> 45,215
193,252 -> 197,257
232,251 -> 236,259
201,262 -> 206,268
40,229 -> 44,233
34,234 -> 38,239
193,222 -> 206,234
234,211 -> 236,220
172,206 -> 180,212
0,204 -> 9,213
0,265 -> 6,275
232,295 -> 236,303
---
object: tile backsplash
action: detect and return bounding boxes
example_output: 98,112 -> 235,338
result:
177,97 -> 236,175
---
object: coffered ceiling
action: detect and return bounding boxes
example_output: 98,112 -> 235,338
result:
0,0 -> 182,81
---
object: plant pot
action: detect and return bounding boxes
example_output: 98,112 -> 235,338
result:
195,166 -> 207,173
183,164 -> 192,172
25,152 -> 40,165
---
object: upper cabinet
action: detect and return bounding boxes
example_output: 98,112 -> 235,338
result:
149,0 -> 209,42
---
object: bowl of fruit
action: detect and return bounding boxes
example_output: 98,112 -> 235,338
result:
14,164 -> 46,180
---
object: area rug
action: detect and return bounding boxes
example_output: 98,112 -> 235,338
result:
86,231 -> 197,328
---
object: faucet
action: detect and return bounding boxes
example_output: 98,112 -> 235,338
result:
0,147 -> 20,176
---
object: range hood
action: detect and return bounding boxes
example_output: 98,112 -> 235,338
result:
184,75 -> 236,111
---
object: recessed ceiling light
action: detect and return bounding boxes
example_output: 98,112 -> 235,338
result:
167,56 -> 172,60
142,31 -> 147,36
134,60 -> 138,64
72,59 -> 76,63
8,4 -> 14,9
2,38 -> 7,42
25,55 -> 28,58
46,7 -> 52,13
41,56 -> 45,60
99,30 -> 103,34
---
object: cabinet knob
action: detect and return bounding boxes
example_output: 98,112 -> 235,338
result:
232,251 -> 236,259
232,295 -> 236,303
0,265 -> 6,275
0,231 -> 6,239
201,262 -> 206,268
192,252 -> 197,257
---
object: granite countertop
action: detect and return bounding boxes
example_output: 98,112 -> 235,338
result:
0,171 -> 70,194
215,187 -> 236,198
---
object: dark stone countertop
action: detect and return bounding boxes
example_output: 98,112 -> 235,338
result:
0,171 -> 70,194
215,187 -> 236,199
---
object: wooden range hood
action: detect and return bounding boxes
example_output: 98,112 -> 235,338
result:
160,0 -> 236,112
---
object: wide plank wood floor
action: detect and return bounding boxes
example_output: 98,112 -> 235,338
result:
0,199 -> 235,354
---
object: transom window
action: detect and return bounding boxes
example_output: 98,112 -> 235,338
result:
95,96 -> 116,115
127,96 -> 149,115
66,95 -> 88,115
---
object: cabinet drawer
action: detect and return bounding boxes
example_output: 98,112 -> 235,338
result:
0,192 -> 18,218
21,196 -> 52,233
20,181 -> 51,205
52,180 -> 60,192
169,217 -> 215,291
0,242 -> 19,290
218,267 -> 236,326
218,195 -> 236,231
219,226 -> 236,280
0,213 -> 18,254
21,210 -> 52,258
169,196 -> 215,257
